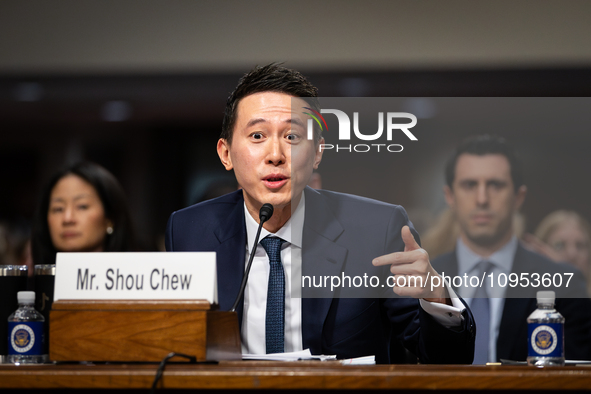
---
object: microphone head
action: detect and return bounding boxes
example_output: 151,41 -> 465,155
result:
259,203 -> 274,223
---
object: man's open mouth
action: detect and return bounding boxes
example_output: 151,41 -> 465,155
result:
263,175 -> 288,188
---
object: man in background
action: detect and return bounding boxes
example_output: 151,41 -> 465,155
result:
432,134 -> 591,363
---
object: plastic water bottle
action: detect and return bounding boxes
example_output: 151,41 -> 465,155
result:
527,290 -> 565,366
7,291 -> 48,364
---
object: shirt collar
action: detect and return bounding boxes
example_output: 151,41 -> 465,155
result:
456,236 -> 518,275
244,192 -> 305,252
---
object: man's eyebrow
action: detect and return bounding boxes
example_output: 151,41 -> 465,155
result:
245,118 -> 266,128
487,179 -> 508,185
288,118 -> 305,128
457,178 -> 507,184
245,118 -> 305,128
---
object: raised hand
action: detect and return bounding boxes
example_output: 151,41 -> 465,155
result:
372,226 -> 449,304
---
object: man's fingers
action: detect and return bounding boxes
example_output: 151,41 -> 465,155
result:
372,249 -> 427,266
389,263 -> 428,276
401,225 -> 420,251
372,226 -> 428,267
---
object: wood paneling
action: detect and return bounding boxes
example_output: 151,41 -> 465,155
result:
49,300 -> 241,362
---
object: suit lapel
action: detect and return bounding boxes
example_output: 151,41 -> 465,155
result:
301,188 -> 348,353
213,198 -> 247,323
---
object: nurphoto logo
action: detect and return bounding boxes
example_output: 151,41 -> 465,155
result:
304,107 -> 418,153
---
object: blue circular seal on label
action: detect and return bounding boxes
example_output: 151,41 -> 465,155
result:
531,325 -> 557,355
8,321 -> 44,356
11,324 -> 35,353
528,322 -> 563,358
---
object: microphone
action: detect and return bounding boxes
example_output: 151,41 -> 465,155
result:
230,203 -> 274,312
259,203 -> 273,223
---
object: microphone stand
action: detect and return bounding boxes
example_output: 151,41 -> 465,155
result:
230,203 -> 274,313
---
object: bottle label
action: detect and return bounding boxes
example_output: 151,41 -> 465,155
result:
528,323 -> 564,358
8,322 -> 44,355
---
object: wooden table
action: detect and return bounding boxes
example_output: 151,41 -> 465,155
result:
1,362 -> 591,393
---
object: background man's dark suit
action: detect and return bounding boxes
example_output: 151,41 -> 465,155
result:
166,187 -> 475,364
432,245 -> 591,362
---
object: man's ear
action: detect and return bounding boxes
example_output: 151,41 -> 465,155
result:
514,185 -> 527,211
217,138 -> 233,171
443,184 -> 455,209
313,137 -> 324,170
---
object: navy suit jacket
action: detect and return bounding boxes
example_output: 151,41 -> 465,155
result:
166,187 -> 475,364
432,245 -> 591,362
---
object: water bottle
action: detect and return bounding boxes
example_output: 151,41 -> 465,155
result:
527,290 -> 565,366
7,291 -> 48,364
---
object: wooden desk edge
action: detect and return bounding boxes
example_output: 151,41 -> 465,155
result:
1,364 -> 591,390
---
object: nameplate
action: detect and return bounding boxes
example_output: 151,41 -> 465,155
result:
54,252 -> 217,303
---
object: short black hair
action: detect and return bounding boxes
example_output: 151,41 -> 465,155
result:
31,161 -> 137,265
445,134 -> 524,192
220,63 -> 321,144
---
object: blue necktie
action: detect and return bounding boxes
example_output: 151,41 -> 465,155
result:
471,261 -> 492,364
260,236 -> 286,354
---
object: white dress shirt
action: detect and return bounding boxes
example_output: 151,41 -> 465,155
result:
241,194 -> 305,354
456,236 -> 517,363
241,190 -> 465,355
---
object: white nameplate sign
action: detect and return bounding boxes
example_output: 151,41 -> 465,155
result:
54,252 -> 217,303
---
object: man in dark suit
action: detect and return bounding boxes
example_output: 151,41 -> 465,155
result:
432,134 -> 591,364
166,64 -> 475,363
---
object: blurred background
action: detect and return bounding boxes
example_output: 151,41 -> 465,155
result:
1,0 -> 591,258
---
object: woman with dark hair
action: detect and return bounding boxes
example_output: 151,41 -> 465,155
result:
32,162 -> 136,265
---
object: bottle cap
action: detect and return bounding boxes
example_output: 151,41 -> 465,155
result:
536,290 -> 555,304
17,291 -> 35,304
